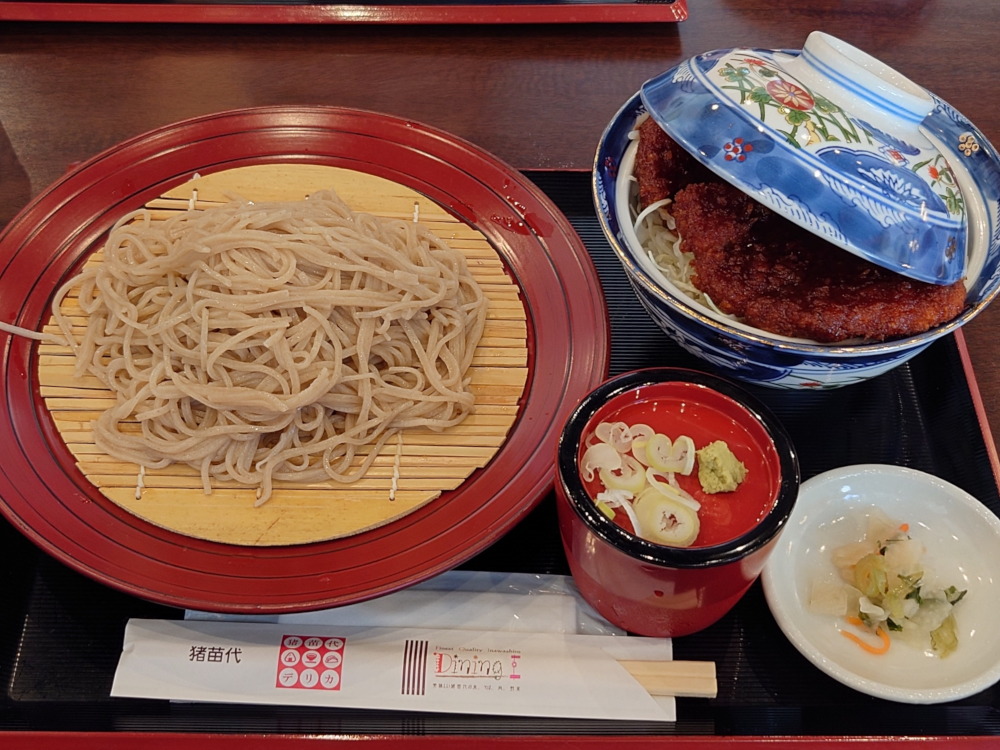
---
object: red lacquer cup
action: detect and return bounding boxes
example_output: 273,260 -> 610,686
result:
555,368 -> 800,637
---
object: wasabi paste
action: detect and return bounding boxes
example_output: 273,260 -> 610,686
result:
696,440 -> 747,494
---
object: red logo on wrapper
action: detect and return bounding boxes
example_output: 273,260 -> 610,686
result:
275,635 -> 346,690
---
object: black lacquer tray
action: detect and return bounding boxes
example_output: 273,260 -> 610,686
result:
1,170 -> 998,742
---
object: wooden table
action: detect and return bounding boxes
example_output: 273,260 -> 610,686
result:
0,4 -> 995,432
1,3 -> 998,434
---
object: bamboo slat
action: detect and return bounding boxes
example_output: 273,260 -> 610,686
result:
37,165 -> 530,547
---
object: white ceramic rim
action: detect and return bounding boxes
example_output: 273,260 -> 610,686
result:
761,464 -> 1000,704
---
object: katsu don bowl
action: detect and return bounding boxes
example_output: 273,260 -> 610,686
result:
594,32 -> 1000,389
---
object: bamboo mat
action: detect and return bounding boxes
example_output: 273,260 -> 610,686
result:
37,164 -> 530,546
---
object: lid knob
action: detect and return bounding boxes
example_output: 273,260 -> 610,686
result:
782,32 -> 933,142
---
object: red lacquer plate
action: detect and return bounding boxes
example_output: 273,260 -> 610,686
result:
0,106 -> 609,613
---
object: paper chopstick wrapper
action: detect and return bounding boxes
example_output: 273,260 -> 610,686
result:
112,619 -> 691,721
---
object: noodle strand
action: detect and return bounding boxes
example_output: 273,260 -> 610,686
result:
50,189 -> 488,504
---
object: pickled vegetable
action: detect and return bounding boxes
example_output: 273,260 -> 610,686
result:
808,510 -> 966,657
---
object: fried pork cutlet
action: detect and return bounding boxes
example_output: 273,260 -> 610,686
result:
634,124 -> 967,343
633,117 -> 717,208
671,182 -> 967,342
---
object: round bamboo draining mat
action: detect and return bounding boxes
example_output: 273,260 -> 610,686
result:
37,164 -> 529,547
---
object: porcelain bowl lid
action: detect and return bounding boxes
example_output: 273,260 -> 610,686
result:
639,31 -> 978,285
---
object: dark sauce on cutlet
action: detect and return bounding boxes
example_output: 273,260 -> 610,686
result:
634,122 -> 967,342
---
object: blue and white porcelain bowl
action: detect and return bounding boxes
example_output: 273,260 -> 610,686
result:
594,32 -> 1000,389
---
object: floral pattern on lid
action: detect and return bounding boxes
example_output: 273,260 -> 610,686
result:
639,32 -> 973,285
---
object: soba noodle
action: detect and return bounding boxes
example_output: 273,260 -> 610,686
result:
49,189 -> 488,505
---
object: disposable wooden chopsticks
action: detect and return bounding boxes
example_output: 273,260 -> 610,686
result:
618,660 -> 717,698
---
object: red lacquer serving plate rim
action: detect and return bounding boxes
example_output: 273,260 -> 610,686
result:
0,105 -> 610,613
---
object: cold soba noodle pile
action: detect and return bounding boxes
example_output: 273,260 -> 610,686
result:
47,189 -> 488,505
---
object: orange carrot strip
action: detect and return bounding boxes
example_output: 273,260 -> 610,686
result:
840,618 -> 891,655
899,523 -> 910,533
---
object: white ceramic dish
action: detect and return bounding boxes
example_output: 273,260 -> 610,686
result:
762,464 -> 1000,703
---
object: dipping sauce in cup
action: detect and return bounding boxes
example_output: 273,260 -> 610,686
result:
556,368 -> 800,637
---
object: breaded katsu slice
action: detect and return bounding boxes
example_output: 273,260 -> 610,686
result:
633,116 -> 718,207
670,181 -> 967,343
